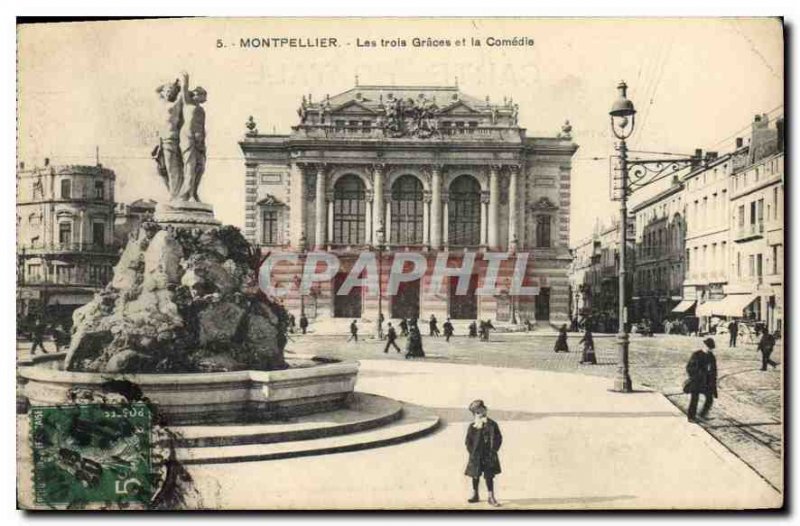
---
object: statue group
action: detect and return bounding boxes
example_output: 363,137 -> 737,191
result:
382,95 -> 439,139
153,71 -> 207,203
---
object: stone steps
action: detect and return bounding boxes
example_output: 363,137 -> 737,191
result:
173,392 -> 402,448
176,396 -> 440,465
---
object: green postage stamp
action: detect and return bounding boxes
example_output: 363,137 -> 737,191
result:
30,403 -> 154,507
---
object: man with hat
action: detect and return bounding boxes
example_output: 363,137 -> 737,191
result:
683,338 -> 718,422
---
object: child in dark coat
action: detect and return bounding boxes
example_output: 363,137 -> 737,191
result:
465,399 -> 502,507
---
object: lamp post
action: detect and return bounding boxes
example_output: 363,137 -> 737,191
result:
375,224 -> 385,340
299,233 -> 307,318
607,81 -> 703,392
609,81 -> 636,393
509,233 -> 518,325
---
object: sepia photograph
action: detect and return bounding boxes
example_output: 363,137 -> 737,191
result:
13,16 -> 785,510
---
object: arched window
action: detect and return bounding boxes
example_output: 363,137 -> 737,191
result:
332,174 -> 366,245
535,215 -> 552,248
448,175 -> 481,246
390,175 -> 424,244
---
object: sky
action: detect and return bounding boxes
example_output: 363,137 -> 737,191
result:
17,18 -> 783,245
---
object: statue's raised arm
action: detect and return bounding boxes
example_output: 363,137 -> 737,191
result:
179,71 -> 207,202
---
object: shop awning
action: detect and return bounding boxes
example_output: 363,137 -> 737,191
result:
696,294 -> 757,318
671,300 -> 696,313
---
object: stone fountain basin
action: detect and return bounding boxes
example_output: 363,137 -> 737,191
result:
18,354 -> 359,425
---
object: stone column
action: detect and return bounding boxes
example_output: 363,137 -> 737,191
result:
508,165 -> 520,252
480,191 -> 490,247
442,192 -> 450,247
423,190 -> 432,247
326,191 -> 335,245
372,164 -> 385,245
365,189 -> 373,246
289,162 -> 306,249
488,165 -> 500,250
314,164 -> 327,250
385,199 -> 392,245
430,165 -> 443,250
78,209 -> 86,246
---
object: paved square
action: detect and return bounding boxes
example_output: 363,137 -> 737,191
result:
187,358 -> 780,509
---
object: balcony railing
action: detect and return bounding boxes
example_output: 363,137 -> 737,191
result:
291,124 -> 520,142
735,222 -> 765,241
19,242 -> 119,255
18,276 -> 109,288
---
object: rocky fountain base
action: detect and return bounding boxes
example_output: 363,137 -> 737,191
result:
19,209 -> 360,425
18,206 -> 437,467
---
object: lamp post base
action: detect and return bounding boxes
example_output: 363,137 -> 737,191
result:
612,331 -> 633,393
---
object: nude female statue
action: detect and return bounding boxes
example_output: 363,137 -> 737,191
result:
179,71 -> 207,202
152,79 -> 184,198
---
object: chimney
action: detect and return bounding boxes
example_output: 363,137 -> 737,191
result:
691,149 -> 703,168
705,151 -> 718,162
735,137 -> 744,149
44,157 -> 50,167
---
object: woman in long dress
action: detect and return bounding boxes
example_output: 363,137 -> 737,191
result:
579,327 -> 597,364
554,324 -> 569,353
405,320 -> 425,358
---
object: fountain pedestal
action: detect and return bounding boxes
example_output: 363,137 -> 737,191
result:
153,200 -> 221,229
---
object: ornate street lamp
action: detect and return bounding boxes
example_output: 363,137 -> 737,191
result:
609,81 -> 636,393
608,81 -> 701,393
375,224 -> 386,340
299,233 -> 307,318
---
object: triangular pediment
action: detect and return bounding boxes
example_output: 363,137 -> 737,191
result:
257,194 -> 286,207
530,197 -> 559,211
331,100 -> 376,115
438,101 -> 483,115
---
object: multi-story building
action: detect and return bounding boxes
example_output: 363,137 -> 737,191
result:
16,160 -> 118,325
681,150 -> 735,331
568,219 -> 633,332
630,178 -> 687,327
568,235 -> 595,326
723,115 -> 784,333
114,198 -> 156,247
240,84 -> 578,327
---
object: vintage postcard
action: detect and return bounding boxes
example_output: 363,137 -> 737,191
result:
15,17 -> 784,510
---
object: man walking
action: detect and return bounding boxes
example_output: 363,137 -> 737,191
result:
729,320 -> 739,348
347,319 -> 359,343
30,318 -> 47,356
429,314 -> 440,337
299,314 -> 309,335
399,318 -> 409,337
384,322 -> 401,353
443,318 -> 454,342
468,320 -> 478,338
757,330 -> 779,371
684,338 -> 718,422
479,319 -> 494,341
52,323 -> 70,353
